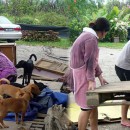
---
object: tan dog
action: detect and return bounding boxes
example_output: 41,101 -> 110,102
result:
0,78 -> 25,98
0,78 -> 40,98
0,97 -> 28,128
0,84 -> 25,98
22,83 -> 41,96
0,90 -> 33,128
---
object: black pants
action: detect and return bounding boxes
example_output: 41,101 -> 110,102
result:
115,65 -> 130,99
115,65 -> 130,81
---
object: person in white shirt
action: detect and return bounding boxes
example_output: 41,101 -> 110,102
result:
115,40 -> 130,127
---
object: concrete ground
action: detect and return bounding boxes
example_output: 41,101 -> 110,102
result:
3,44 -> 130,130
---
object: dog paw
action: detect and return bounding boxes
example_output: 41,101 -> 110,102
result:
3,125 -> 9,128
17,126 -> 26,130
16,121 -> 20,124
20,122 -> 26,126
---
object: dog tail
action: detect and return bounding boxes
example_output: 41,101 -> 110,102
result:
29,54 -> 37,61
0,78 -> 10,85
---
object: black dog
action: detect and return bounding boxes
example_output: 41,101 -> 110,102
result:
16,54 -> 37,85
33,80 -> 47,91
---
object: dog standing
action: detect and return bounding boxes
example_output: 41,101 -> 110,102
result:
0,84 -> 25,98
16,54 -> 37,85
22,83 -> 41,97
0,92 -> 32,128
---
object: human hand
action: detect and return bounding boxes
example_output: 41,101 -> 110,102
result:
98,74 -> 108,86
100,78 -> 108,86
88,81 -> 95,91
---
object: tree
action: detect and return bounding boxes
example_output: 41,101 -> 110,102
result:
7,0 -> 35,22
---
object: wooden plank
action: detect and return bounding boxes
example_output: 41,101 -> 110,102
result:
86,81 -> 130,106
31,75 -> 58,81
37,113 -> 47,118
32,68 -> 62,79
31,121 -> 45,125
87,81 -> 130,93
34,58 -> 68,75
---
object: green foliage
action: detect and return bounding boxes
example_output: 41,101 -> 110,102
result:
34,0 -> 66,15
95,7 -> 108,18
106,6 -> 120,20
16,39 -> 126,49
105,18 -> 128,42
0,3 -> 5,14
118,6 -> 130,20
17,38 -> 71,49
69,18 -> 86,42
102,6 -> 129,42
7,0 -> 35,22
64,0 -> 98,42
17,16 -> 35,24
40,12 -> 68,26
105,0 -> 124,12
98,42 -> 126,49
123,14 -> 130,22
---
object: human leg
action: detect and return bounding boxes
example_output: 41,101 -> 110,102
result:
89,107 -> 98,130
78,109 -> 91,130
115,65 -> 130,126
121,105 -> 130,124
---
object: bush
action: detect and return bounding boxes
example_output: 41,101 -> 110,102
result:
68,17 -> 87,43
111,18 -> 128,42
17,16 -> 35,24
40,12 -> 68,26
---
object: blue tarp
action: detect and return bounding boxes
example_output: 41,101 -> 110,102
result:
4,87 -> 68,121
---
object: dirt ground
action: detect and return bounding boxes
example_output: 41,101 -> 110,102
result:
6,44 -> 130,130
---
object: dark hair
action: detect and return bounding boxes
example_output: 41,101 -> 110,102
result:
89,17 -> 110,32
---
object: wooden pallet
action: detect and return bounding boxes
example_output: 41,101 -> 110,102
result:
34,58 -> 68,75
32,58 -> 68,80
86,81 -> 130,106
29,113 -> 46,130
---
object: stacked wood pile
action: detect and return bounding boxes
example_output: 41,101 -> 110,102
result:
44,105 -> 77,130
22,30 -> 60,41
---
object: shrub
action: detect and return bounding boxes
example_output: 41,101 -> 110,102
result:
68,18 -> 87,43
40,12 -> 68,26
17,16 -> 35,24
106,18 -> 128,42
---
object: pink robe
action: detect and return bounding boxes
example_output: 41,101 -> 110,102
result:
0,52 -> 17,79
70,30 -> 102,109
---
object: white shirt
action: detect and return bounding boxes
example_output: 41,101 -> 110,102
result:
116,40 -> 130,70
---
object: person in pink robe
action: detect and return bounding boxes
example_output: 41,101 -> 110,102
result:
0,52 -> 17,82
70,17 -> 110,130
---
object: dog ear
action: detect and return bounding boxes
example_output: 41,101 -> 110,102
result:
17,91 -> 25,98
30,92 -> 33,98
33,80 -> 37,84
0,78 -> 10,85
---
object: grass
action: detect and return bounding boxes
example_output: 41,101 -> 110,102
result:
16,38 -> 126,49
17,38 -> 71,49
98,42 -> 126,49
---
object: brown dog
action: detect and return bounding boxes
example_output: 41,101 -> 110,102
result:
22,83 -> 41,96
0,97 -> 29,128
0,84 -> 25,98
0,78 -> 40,98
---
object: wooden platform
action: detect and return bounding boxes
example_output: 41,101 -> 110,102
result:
3,113 -> 46,130
32,58 -> 68,80
86,81 -> 130,106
